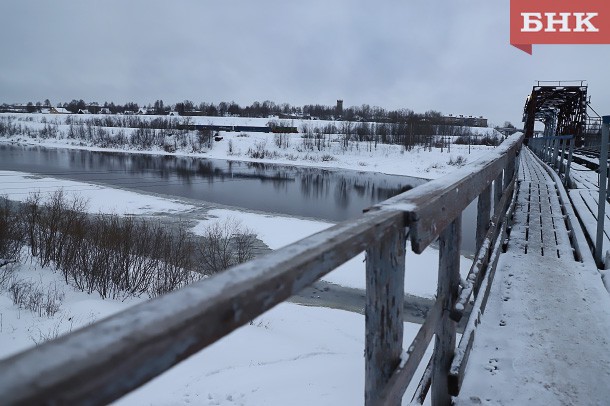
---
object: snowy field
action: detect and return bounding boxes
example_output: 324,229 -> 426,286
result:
0,112 -> 501,179
0,171 -> 451,405
0,171 -> 472,298
0,123 -> 489,404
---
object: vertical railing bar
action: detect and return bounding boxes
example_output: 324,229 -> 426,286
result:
553,136 -> 560,170
596,117 -> 610,267
560,138 -> 566,176
504,155 -> 514,190
365,224 -> 406,406
431,215 -> 461,406
494,171 -> 503,214
476,185 -> 492,253
565,136 -> 574,187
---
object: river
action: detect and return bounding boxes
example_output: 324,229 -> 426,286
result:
0,144 -> 478,253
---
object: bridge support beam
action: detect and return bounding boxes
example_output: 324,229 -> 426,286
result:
432,216 -> 461,405
365,223 -> 406,406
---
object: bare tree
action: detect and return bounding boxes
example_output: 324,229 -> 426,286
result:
198,218 -> 257,275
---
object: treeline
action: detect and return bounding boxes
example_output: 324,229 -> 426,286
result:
0,192 -> 257,300
4,98 -> 455,125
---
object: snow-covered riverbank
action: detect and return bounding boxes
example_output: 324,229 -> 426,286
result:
0,112 -> 500,179
0,130 -> 482,404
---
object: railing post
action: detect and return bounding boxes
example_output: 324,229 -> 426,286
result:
595,116 -> 610,267
365,224 -> 405,406
476,185 -> 492,253
432,215 -> 461,406
494,171 -> 503,213
504,156 -> 514,190
559,138 -> 566,176
565,137 -> 574,187
552,137 -> 560,170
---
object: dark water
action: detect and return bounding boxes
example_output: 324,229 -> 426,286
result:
0,144 -> 478,253
0,145 -> 427,220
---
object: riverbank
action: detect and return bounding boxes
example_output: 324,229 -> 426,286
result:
0,136 -> 479,404
0,169 -> 471,298
0,112 -> 500,179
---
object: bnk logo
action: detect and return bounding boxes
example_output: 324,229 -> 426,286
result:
510,0 -> 610,54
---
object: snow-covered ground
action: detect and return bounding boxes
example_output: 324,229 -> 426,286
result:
1,261 -> 432,406
0,122 -> 490,404
0,112 -> 501,179
0,171 -> 471,298
0,171 -> 447,404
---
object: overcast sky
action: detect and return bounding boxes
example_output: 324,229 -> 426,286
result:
1,0 -> 608,126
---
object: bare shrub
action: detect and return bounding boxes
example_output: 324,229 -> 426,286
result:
198,218 -> 257,275
0,196 -> 24,267
274,133 -> 290,149
28,315 -> 74,346
6,191 -> 259,300
448,155 -> 467,167
8,279 -> 64,317
247,140 -> 279,159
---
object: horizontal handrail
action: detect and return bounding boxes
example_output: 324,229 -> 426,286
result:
0,209 -> 404,404
0,133 -> 525,405
374,133 -> 524,252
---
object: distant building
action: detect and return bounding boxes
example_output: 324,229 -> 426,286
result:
441,114 -> 488,128
87,103 -> 101,114
336,99 -> 343,118
99,108 -> 112,115
50,107 -> 71,114
78,109 -> 90,114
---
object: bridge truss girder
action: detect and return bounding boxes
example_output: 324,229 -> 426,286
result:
522,82 -> 587,143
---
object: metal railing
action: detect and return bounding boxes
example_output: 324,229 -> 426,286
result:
529,119 -> 610,267
0,134 -> 524,405
527,134 -> 575,187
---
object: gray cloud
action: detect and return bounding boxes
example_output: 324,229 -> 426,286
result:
1,0 -> 609,127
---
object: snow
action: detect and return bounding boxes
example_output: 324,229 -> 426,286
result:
0,170 -> 195,215
114,303 -> 431,406
0,112 -> 500,180
0,166 -> 447,404
3,136 -> 608,405
0,259 -> 431,405
0,167 -> 474,298
456,147 -> 610,405
192,208 -> 472,298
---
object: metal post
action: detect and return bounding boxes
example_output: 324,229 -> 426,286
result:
559,138 -> 566,176
552,137 -> 560,170
565,137 -> 574,187
595,116 -> 610,267
365,225 -> 405,405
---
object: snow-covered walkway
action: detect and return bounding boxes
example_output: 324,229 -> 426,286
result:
456,148 -> 610,405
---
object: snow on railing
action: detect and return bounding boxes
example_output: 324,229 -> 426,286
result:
0,134 -> 524,406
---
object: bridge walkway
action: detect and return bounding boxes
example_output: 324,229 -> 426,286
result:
456,147 -> 610,405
